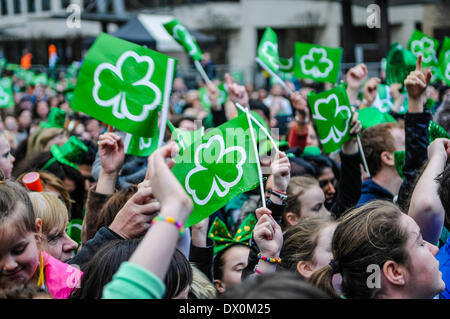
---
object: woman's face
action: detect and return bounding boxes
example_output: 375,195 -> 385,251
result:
0,139 -> 15,180
18,110 -> 32,129
218,245 -> 249,292
43,225 -> 78,263
0,223 -> 40,288
298,186 -> 331,221
306,123 -> 319,147
37,101 -> 49,119
399,214 -> 445,298
312,223 -> 337,270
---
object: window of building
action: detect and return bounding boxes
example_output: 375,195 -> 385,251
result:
0,0 -> 8,15
42,0 -> 51,11
28,0 -> 36,12
13,0 -> 21,14
61,0 -> 71,8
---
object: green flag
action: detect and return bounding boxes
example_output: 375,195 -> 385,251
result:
163,19 -> 203,61
408,29 -> 439,67
0,58 -> 6,70
294,42 -> 342,83
167,120 -> 204,151
257,27 -> 279,74
358,106 -> 396,130
124,132 -> 159,157
438,37 -> 450,86
198,83 -> 228,111
172,113 -> 260,227
307,84 -> 353,153
386,42 -> 417,88
0,77 -> 14,108
279,57 -> 294,74
70,33 -> 177,138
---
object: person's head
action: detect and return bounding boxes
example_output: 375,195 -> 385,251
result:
0,135 -> 15,180
164,249 -> 193,299
28,192 -> 77,263
213,244 -> 250,294
360,122 -> 405,178
249,99 -> 271,128
310,200 -> 444,299
188,263 -> 217,299
283,176 -> 330,230
270,84 -> 283,97
220,270 -> 331,299
70,239 -> 140,299
280,216 -> 337,278
92,185 -> 138,241
0,181 -> 41,289
34,100 -> 49,120
17,109 -> 32,132
26,128 -> 68,160
306,123 -> 320,147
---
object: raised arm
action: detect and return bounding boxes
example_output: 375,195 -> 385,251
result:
345,64 -> 368,107
408,138 -> 450,245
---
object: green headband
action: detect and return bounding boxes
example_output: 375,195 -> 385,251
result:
208,213 -> 257,255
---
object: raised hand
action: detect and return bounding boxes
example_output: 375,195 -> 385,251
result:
346,64 -> 368,91
253,207 -> 283,259
405,54 -> 432,101
342,112 -> 362,154
109,186 -> 161,239
362,77 -> 381,107
98,132 -> 125,175
207,82 -> 220,109
390,83 -> 404,113
270,151 -> 291,193
225,73 -> 249,108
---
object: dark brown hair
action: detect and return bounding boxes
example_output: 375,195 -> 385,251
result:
360,122 -> 402,176
310,200 -> 410,299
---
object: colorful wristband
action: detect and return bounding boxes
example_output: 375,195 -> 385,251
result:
257,253 -> 281,264
151,216 -> 185,236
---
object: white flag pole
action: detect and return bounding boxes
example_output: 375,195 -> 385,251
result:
194,60 -> 212,85
235,103 -> 280,153
255,57 -> 293,95
158,59 -> 176,147
356,134 -> 371,179
245,106 -> 266,208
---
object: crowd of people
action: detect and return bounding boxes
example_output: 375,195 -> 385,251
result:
0,47 -> 449,300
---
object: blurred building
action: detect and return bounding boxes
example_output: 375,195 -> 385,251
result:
0,0 -> 448,83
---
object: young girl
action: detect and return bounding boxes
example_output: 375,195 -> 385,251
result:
28,192 -> 78,263
0,180 -> 82,299
311,200 -> 444,299
0,134 -> 15,180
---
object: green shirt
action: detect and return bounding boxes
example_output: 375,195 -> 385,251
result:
102,262 -> 166,299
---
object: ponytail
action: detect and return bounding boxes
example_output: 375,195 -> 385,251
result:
310,264 -> 339,298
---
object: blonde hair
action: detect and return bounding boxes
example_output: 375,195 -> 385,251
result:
189,263 -> 217,299
28,192 -> 69,237
27,127 -> 65,159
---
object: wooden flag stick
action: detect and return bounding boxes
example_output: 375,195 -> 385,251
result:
194,60 -> 212,85
255,57 -> 293,95
357,134 -> 371,179
245,106 -> 266,208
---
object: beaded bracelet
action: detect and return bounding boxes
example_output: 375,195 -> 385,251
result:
151,216 -> 185,236
257,253 -> 281,264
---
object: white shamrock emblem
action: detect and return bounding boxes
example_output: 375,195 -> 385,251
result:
261,41 -> 279,70
411,37 -> 438,64
0,87 -> 9,105
139,138 -> 153,151
92,51 -> 162,122
185,135 -> 246,205
313,94 -> 351,144
300,47 -> 334,78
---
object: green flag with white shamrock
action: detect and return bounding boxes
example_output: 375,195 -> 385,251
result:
294,42 -> 343,83
0,77 -> 14,108
307,84 -> 353,153
438,37 -> 450,86
124,132 -> 159,157
167,120 -> 204,152
257,27 -> 280,74
408,29 -> 439,67
163,19 -> 203,61
198,83 -> 228,111
70,33 -> 177,138
279,57 -> 294,74
172,113 -> 260,227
